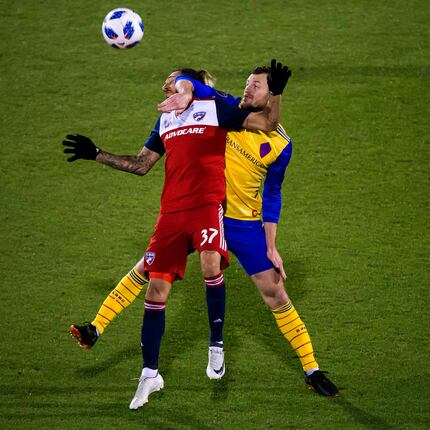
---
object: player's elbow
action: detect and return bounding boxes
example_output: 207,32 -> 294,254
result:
261,119 -> 278,132
132,169 -> 146,176
131,162 -> 151,176
132,153 -> 158,176
176,79 -> 194,94
132,165 -> 151,176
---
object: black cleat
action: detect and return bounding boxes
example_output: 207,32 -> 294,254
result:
305,370 -> 339,397
69,323 -> 99,350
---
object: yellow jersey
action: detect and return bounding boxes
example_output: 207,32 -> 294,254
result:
224,124 -> 292,222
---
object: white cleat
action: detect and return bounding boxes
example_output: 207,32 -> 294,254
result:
206,346 -> 225,380
129,371 -> 164,410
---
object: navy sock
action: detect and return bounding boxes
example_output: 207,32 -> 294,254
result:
205,274 -> 225,346
141,300 -> 166,369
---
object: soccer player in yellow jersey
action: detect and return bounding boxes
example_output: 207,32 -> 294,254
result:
158,63 -> 338,397
69,62 -> 339,398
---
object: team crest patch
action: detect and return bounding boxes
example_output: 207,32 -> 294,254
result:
260,142 -> 272,158
193,111 -> 206,121
145,251 -> 155,265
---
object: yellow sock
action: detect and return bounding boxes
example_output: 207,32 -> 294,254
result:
272,301 -> 319,372
92,267 -> 147,334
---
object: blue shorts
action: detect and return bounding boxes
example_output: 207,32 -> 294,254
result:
223,217 -> 273,276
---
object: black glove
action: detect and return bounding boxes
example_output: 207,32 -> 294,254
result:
62,134 -> 100,162
268,59 -> 292,96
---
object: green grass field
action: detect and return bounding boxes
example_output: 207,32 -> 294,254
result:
1,0 -> 429,428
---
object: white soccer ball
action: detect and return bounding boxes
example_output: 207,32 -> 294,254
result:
102,8 -> 144,49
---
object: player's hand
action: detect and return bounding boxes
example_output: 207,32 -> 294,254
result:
62,134 -> 101,162
158,93 -> 193,114
268,59 -> 292,96
267,247 -> 287,280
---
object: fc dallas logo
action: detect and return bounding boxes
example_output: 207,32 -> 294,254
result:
145,251 -> 155,265
193,111 -> 206,121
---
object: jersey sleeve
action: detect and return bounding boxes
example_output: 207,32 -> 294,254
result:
176,75 -> 215,99
175,75 -> 241,107
144,116 -> 165,156
262,142 -> 293,223
215,99 -> 250,130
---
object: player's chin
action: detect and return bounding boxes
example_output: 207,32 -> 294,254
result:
241,102 -> 261,112
240,99 -> 250,109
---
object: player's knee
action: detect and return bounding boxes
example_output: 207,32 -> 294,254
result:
275,287 -> 289,305
202,265 -> 220,277
200,251 -> 221,277
145,278 -> 171,302
145,287 -> 168,303
261,283 -> 289,309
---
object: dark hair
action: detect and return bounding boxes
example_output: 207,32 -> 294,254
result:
178,68 -> 216,87
252,66 -> 271,76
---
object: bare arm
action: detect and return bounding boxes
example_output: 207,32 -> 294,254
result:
158,79 -> 194,114
243,94 -> 281,132
63,134 -> 162,175
158,77 -> 280,131
264,221 -> 287,280
96,146 -> 161,176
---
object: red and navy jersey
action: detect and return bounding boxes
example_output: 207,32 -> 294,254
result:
145,98 -> 250,214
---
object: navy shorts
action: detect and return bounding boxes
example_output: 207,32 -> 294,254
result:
224,217 -> 273,276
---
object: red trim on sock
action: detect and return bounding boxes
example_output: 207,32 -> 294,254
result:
144,300 -> 166,311
205,273 -> 224,287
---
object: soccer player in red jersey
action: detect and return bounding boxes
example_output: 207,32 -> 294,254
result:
63,60 -> 291,409
158,65 -> 339,398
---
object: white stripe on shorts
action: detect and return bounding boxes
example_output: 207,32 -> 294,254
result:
218,205 -> 227,251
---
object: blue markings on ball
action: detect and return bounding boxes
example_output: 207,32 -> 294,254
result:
123,21 -> 135,40
125,41 -> 140,48
104,26 -> 118,40
139,22 -> 144,32
110,10 -> 126,20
